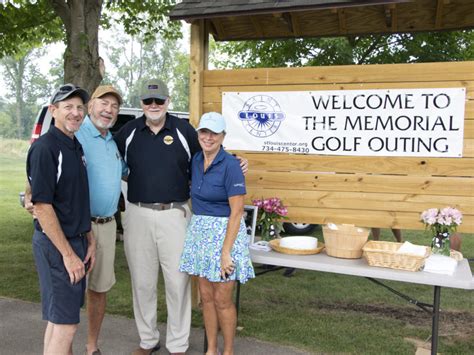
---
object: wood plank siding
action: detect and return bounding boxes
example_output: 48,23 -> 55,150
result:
201,61 -> 474,232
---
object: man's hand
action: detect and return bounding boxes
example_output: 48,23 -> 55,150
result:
84,231 -> 97,274
63,252 -> 86,284
24,183 -> 36,217
236,155 -> 249,175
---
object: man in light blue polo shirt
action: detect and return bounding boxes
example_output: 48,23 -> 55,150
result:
76,85 -> 128,355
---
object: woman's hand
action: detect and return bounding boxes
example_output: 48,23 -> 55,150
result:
220,252 -> 235,280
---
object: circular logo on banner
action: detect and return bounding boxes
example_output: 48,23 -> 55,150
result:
238,95 -> 286,138
163,135 -> 174,145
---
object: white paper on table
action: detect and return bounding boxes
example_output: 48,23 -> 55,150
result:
396,241 -> 427,256
424,254 -> 458,275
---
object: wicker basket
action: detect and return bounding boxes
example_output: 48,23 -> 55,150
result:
269,239 -> 325,255
322,224 -> 370,259
362,241 -> 430,272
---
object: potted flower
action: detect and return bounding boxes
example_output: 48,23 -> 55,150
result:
252,197 -> 288,241
420,207 -> 462,256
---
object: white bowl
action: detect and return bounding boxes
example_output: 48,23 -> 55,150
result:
279,236 -> 318,250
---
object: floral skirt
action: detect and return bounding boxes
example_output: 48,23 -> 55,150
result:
179,215 -> 255,283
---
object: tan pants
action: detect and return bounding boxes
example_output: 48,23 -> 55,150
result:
88,219 -> 117,292
123,202 -> 191,353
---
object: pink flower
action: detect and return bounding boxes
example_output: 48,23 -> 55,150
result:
252,199 -> 263,209
421,208 -> 438,225
420,207 -> 462,235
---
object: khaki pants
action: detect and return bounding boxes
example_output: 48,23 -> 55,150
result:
88,219 -> 117,292
123,202 -> 191,353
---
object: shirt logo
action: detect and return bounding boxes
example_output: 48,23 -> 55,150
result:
233,183 -> 245,187
81,155 -> 87,167
164,135 -> 174,145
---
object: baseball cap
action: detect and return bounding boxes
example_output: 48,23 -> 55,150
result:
196,112 -> 226,133
50,83 -> 89,104
91,85 -> 123,105
140,79 -> 169,100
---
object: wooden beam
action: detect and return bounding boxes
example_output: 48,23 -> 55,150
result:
384,4 -> 397,31
210,18 -> 226,40
250,15 -> 264,37
272,12 -> 295,35
189,20 -> 209,126
435,0 -> 450,29
189,21 -> 209,309
282,12 -> 295,35
289,12 -> 301,37
189,20 -> 208,128
337,9 -> 347,34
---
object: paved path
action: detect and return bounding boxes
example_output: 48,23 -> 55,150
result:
0,297 -> 312,355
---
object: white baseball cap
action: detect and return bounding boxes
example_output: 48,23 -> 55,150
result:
196,112 -> 226,133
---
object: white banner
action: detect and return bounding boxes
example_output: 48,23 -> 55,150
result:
222,88 -> 465,157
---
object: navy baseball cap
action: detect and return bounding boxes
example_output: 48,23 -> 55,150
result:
50,83 -> 89,104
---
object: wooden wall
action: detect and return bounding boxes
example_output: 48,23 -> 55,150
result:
199,61 -> 474,232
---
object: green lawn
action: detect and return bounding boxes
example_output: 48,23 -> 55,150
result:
1,141 -> 473,354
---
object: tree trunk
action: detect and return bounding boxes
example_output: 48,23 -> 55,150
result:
50,0 -> 103,96
13,58 -> 25,139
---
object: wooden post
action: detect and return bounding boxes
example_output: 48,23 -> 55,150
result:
189,19 -> 209,128
189,19 -> 209,308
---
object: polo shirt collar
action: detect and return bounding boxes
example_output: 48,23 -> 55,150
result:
49,125 -> 79,149
197,146 -> 226,170
138,113 -> 173,133
83,115 -> 113,141
214,146 -> 226,165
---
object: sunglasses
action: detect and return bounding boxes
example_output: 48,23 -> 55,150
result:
142,98 -> 166,106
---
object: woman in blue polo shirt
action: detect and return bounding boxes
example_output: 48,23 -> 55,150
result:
180,112 -> 254,355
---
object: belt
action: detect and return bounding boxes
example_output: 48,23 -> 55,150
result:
133,202 -> 187,217
91,216 -> 115,224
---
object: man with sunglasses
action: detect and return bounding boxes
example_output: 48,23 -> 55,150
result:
114,79 -> 247,355
26,84 -> 96,354
76,85 -> 128,355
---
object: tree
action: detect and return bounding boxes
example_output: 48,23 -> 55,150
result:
0,0 -> 180,95
0,48 -> 51,138
101,25 -> 189,109
171,51 -> 190,112
213,30 -> 474,69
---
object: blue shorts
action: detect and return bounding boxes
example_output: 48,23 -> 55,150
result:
32,230 -> 87,324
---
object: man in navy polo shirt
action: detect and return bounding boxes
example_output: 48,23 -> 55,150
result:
27,84 -> 96,354
114,79 -> 198,355
115,78 -> 247,355
76,85 -> 128,355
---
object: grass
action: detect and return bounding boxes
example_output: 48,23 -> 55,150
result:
1,141 -> 473,354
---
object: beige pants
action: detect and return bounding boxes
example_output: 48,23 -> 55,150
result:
88,219 -> 117,292
123,202 -> 191,352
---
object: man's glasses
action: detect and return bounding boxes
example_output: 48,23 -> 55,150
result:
142,98 -> 166,106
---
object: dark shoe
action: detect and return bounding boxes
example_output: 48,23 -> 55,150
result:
283,267 -> 296,277
131,342 -> 160,355
84,349 -> 102,355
